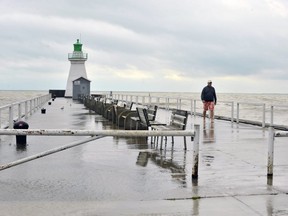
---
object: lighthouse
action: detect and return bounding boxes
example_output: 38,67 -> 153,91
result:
65,39 -> 88,97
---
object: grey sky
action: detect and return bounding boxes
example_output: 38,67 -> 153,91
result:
1,0 -> 288,93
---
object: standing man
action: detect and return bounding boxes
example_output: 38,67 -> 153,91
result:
201,80 -> 217,122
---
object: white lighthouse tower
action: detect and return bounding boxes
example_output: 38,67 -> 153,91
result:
65,39 -> 88,97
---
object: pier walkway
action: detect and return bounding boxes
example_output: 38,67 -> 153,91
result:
0,98 -> 287,215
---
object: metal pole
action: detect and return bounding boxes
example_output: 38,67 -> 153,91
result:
0,129 -> 195,137
192,124 -> 200,179
9,106 -> 13,129
267,127 -> 274,177
270,105 -> 274,126
25,101 -> 28,119
231,102 -> 234,123
194,100 -> 196,116
262,104 -> 266,128
0,135 -> 105,171
190,99 -> 193,117
18,103 -> 21,121
236,103 -> 240,124
30,100 -> 32,115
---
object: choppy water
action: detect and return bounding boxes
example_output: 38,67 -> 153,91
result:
0,90 -> 47,106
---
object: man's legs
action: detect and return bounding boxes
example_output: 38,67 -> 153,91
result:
210,109 -> 214,122
203,102 -> 208,119
209,102 -> 215,122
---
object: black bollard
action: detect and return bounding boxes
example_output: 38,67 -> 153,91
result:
41,108 -> 46,114
13,121 -> 29,146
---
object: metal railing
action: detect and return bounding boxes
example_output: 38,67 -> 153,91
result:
267,127 -> 288,177
68,52 -> 88,60
103,93 -> 287,129
0,128 -> 199,175
0,94 -> 51,129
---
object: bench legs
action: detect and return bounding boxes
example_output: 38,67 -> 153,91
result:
153,134 -> 187,150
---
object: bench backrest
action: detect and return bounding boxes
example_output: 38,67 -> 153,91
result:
136,107 -> 149,129
124,101 -> 134,110
146,105 -> 158,121
170,109 -> 188,130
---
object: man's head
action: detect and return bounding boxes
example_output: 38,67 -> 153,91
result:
207,80 -> 212,85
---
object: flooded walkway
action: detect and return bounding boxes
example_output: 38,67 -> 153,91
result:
0,98 -> 287,215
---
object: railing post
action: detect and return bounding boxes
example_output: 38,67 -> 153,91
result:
262,104 -> 266,128
192,124 -> 200,179
25,101 -> 28,119
166,97 -> 170,124
179,98 -> 182,110
9,106 -> 13,129
18,103 -> 21,121
33,98 -> 36,113
236,103 -> 240,124
267,127 -> 274,177
30,100 -> 32,116
190,99 -> 193,116
231,102 -> 234,123
193,100 -> 196,116
270,105 -> 274,126
166,97 -> 170,111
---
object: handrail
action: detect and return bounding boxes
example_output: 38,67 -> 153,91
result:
0,128 -> 199,176
267,127 -> 288,177
0,129 -> 195,137
0,94 -> 51,129
102,93 -> 288,129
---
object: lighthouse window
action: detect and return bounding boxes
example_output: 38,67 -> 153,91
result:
74,81 -> 80,85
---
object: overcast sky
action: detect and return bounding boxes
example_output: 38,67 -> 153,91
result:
1,0 -> 288,93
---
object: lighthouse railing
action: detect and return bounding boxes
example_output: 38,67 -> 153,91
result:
68,52 -> 88,60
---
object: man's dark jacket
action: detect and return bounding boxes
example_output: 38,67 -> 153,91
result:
201,86 -> 217,104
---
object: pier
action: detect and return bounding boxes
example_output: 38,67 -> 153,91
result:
0,96 -> 287,215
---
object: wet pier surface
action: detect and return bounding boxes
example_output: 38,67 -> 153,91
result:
0,98 -> 288,215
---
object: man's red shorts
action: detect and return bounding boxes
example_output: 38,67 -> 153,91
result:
203,101 -> 215,111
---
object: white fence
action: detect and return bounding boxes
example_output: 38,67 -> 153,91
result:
108,93 -> 288,129
0,94 -> 51,129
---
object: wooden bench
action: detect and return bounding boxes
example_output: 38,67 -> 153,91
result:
136,107 -> 166,130
116,101 -> 135,128
151,109 -> 188,150
131,105 -> 159,130
103,99 -> 118,121
147,105 -> 158,122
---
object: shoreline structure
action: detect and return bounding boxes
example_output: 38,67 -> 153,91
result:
0,93 -> 287,215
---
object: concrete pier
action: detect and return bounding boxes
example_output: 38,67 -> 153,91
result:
0,98 -> 287,215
